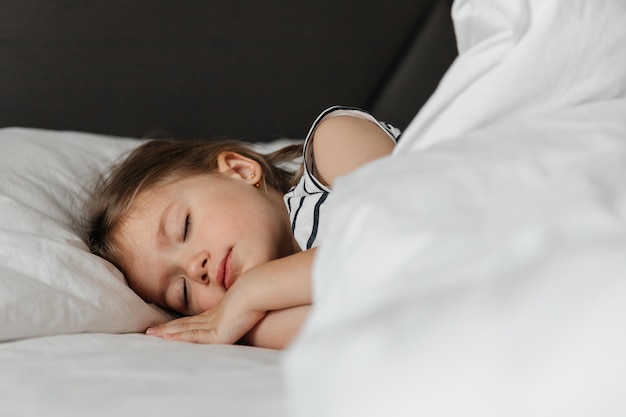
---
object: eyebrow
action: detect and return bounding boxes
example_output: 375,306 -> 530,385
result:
129,267 -> 169,311
146,267 -> 176,314
154,202 -> 176,308
157,202 -> 176,242
160,289 -> 176,314
158,278 -> 187,315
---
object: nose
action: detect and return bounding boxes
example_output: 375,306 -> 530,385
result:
185,251 -> 210,284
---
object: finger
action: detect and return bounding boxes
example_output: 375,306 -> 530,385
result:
146,318 -> 205,336
162,329 -> 218,344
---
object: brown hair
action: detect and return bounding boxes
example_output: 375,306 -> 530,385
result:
85,139 -> 303,274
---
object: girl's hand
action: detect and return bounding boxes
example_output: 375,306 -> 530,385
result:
147,248 -> 314,346
145,284 -> 266,345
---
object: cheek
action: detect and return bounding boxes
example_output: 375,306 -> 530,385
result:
212,197 -> 266,237
190,285 -> 225,315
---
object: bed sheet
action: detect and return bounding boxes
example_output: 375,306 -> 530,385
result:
0,333 -> 285,417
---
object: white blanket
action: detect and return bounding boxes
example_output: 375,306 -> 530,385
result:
285,0 -> 626,416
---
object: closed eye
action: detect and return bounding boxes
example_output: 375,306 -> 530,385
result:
182,279 -> 189,310
183,212 -> 191,242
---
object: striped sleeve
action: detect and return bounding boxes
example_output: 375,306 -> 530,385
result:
283,106 -> 400,250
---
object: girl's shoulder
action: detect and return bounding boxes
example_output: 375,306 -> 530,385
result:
305,106 -> 399,188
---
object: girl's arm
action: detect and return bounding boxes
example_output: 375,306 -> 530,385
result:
238,305 -> 311,349
146,248 -> 315,348
311,114 -> 396,187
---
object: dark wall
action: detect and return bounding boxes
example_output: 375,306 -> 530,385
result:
0,1 -> 456,141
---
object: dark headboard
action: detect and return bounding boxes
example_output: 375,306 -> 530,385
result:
0,0 -> 456,141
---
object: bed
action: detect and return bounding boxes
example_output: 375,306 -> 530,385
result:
2,0 -> 625,416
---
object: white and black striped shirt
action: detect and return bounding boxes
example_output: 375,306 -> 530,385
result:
283,106 -> 400,250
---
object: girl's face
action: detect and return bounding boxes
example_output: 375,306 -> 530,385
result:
114,152 -> 297,315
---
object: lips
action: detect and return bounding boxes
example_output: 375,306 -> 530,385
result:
223,249 -> 234,290
215,249 -> 233,290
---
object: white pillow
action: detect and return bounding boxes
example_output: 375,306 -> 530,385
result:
0,128 -> 171,342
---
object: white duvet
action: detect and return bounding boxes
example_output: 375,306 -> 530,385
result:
285,0 -> 626,416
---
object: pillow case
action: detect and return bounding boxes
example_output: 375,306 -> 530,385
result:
0,128 -> 171,342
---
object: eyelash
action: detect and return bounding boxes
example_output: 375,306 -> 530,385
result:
182,279 -> 189,309
183,212 -> 191,242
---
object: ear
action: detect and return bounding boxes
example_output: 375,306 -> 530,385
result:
216,151 -> 262,186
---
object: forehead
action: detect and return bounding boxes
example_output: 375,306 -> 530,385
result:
126,174 -> 208,216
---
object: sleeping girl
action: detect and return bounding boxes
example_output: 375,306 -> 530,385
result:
86,106 -> 399,349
